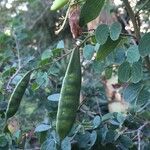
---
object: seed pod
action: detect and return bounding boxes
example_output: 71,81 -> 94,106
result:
56,48 -> 81,139
5,71 -> 32,120
51,0 -> 69,11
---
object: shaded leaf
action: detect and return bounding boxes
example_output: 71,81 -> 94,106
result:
118,62 -> 131,82
93,115 -> 101,128
96,37 -> 122,61
83,44 -> 95,60
110,22 -> 122,41
139,32 -> 150,56
137,89 -> 150,105
95,24 -> 109,44
123,83 -> 143,102
61,137 -> 71,150
126,45 -> 140,63
41,49 -> 53,60
130,62 -> 143,83
79,0 -> 105,26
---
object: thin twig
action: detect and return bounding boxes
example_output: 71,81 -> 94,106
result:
55,1 -> 72,34
137,122 -> 149,150
135,0 -> 149,16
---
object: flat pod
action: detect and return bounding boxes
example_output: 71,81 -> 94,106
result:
51,0 -> 69,11
56,48 -> 81,139
5,70 -> 32,120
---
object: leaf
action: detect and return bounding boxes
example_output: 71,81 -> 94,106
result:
139,32 -> 150,56
102,113 -> 114,121
126,45 -> 140,63
35,124 -> 51,132
105,130 -> 117,143
89,131 -> 97,147
105,67 -> 113,79
56,40 -> 64,49
83,44 -> 95,60
137,89 -> 150,106
61,137 -> 71,150
123,83 -> 143,102
130,62 -> 143,83
93,115 -> 101,128
110,22 -> 122,41
41,49 -> 53,60
79,0 -> 105,26
47,93 -> 60,102
95,24 -> 109,44
96,37 -> 122,61
41,139 -> 56,150
118,62 -> 131,82
0,134 -> 8,147
119,135 -> 133,148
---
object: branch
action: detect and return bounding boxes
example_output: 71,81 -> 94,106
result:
137,122 -> 149,150
122,0 -> 140,41
122,0 -> 150,72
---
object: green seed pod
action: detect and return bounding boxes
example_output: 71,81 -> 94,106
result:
56,48 -> 81,139
51,0 -> 69,11
5,71 -> 32,120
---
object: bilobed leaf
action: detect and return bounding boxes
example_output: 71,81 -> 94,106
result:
123,83 -> 143,102
130,62 -> 143,83
79,0 -> 105,26
110,22 -> 122,41
83,44 -> 95,60
139,32 -> 150,56
96,37 -> 122,61
118,62 -> 131,82
95,24 -> 109,44
126,45 -> 140,63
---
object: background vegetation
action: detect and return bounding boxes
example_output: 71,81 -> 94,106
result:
0,0 -> 150,149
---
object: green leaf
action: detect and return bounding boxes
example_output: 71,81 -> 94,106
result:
83,44 -> 95,60
119,135 -> 133,148
96,37 -> 122,61
79,0 -> 105,26
130,62 -> 143,83
137,89 -> 150,106
61,137 -> 71,150
93,115 -> 101,128
139,32 -> 150,56
110,22 -> 122,41
123,83 -> 143,102
95,24 -> 109,44
105,67 -> 113,79
126,45 -> 140,63
105,130 -> 117,143
41,139 -> 56,150
118,62 -> 131,82
47,93 -> 60,102
90,131 -> 97,147
0,134 -> 8,147
35,124 -> 51,132
41,49 -> 53,60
